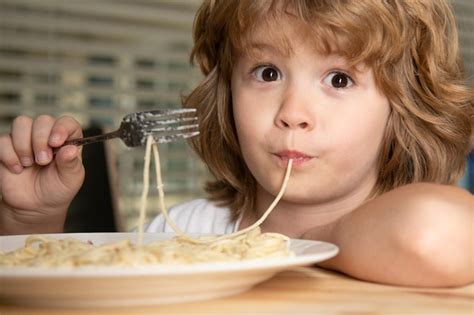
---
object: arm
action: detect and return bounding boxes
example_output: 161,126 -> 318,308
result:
304,183 -> 474,287
0,115 -> 85,235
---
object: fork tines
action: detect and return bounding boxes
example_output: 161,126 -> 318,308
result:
136,108 -> 200,144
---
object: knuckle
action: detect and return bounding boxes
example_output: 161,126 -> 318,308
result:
35,114 -> 54,124
12,115 -> 32,126
33,115 -> 56,139
56,115 -> 82,137
57,115 -> 75,121
57,115 -> 80,127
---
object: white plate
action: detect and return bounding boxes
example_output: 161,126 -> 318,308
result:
0,232 -> 338,307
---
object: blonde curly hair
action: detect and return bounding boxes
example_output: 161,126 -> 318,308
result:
183,0 -> 473,219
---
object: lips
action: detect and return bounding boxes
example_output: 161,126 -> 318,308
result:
275,150 -> 313,162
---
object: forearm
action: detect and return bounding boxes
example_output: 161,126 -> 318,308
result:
0,200 -> 67,235
310,183 -> 474,287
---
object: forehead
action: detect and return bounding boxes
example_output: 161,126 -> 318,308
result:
237,10 -> 318,59
229,0 -> 386,68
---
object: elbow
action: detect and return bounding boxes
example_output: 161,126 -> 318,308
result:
397,185 -> 474,287
403,226 -> 473,287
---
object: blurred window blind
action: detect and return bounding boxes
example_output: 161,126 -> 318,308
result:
0,0 -> 208,230
452,0 -> 474,82
451,0 -> 474,192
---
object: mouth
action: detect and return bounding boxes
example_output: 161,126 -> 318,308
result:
273,150 -> 313,165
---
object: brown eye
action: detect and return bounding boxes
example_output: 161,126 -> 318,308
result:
255,66 -> 280,82
332,73 -> 348,88
262,68 -> 278,81
324,71 -> 354,89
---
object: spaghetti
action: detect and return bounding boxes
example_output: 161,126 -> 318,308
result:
0,136 -> 293,268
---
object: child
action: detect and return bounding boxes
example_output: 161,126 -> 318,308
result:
0,0 -> 472,287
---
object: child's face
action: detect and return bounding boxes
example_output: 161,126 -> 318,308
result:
231,23 -> 391,206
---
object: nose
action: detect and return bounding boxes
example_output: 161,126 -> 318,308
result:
274,86 -> 314,130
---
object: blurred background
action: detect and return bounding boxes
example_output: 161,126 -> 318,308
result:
0,0 -> 472,232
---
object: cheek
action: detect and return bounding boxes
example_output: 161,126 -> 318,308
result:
232,92 -> 274,141
329,99 -> 390,160
232,93 -> 258,155
342,115 -> 388,146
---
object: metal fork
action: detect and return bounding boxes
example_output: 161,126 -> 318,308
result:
56,108 -> 199,150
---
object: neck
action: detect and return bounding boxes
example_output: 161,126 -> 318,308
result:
239,183 -> 373,239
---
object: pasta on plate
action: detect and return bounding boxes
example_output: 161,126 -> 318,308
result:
0,136 -> 294,268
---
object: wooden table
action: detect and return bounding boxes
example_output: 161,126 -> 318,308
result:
1,267 -> 472,315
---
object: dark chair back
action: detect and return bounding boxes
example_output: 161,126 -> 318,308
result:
65,127 -> 120,232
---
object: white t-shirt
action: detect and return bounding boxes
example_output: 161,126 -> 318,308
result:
145,198 -> 242,234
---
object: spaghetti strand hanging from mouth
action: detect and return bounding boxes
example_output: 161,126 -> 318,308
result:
137,135 -> 293,244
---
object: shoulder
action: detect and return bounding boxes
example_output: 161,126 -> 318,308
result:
365,183 -> 472,231
393,182 -> 473,236
379,182 -> 472,214
145,199 -> 236,234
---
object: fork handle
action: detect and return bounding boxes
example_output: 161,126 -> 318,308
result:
53,129 -> 121,153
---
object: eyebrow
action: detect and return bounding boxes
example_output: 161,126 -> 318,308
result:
245,41 -> 367,74
248,42 -> 275,50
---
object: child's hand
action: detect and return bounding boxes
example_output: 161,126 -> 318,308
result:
0,115 -> 85,234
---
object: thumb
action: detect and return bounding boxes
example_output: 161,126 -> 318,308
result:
55,145 -> 85,191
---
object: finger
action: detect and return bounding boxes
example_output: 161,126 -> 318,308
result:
55,145 -> 85,191
31,115 -> 55,165
0,134 -> 23,174
48,116 -> 83,147
10,115 -> 34,167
